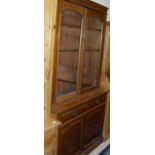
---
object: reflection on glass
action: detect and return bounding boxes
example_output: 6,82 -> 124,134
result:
56,10 -> 82,97
82,16 -> 103,90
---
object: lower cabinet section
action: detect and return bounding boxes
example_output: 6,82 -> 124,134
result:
57,104 -> 105,155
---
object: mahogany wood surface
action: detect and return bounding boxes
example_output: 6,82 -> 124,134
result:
58,116 -> 84,155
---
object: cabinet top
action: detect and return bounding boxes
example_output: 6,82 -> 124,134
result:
51,88 -> 108,114
66,0 -> 108,14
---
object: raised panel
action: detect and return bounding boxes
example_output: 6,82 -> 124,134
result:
84,105 -> 105,148
58,117 -> 84,155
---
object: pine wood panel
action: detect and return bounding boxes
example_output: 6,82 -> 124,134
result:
102,22 -> 110,81
44,119 -> 61,155
45,145 -> 56,155
45,127 -> 57,147
44,0 -> 58,119
44,0 -> 60,154
102,22 -> 110,140
103,92 -> 110,140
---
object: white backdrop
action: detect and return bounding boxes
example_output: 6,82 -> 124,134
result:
91,0 -> 110,21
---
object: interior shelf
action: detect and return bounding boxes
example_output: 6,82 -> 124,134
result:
61,24 -> 102,32
57,78 -> 92,87
61,23 -> 81,29
59,49 -> 79,52
88,27 -> 102,32
59,49 -> 100,52
57,65 -> 94,87
57,64 -> 76,82
85,49 -> 100,52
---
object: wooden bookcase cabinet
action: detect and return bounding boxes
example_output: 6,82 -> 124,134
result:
50,0 -> 108,154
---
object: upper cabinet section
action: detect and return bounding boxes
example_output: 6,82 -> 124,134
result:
53,0 -> 107,101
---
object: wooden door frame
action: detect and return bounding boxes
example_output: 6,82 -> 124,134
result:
80,9 -> 107,94
51,0 -> 86,103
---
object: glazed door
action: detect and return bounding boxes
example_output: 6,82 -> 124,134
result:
84,105 -> 105,148
58,117 -> 84,155
54,1 -> 85,98
81,11 -> 105,91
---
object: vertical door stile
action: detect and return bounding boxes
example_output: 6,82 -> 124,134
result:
51,1 -> 62,102
98,14 -> 107,87
77,9 -> 87,94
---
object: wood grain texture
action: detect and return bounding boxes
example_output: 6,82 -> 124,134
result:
45,144 -> 56,155
103,91 -> 110,140
44,119 -> 61,155
45,127 -> 57,148
44,0 -> 58,120
44,0 -> 61,154
101,22 -> 110,140
102,22 -> 110,81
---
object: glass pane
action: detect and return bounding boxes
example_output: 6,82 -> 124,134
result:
82,16 -> 103,90
56,10 -> 82,97
85,30 -> 102,50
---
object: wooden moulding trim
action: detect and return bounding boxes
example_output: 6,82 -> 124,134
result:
51,88 -> 108,114
66,0 -> 108,14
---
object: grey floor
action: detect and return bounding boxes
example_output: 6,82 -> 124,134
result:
89,139 -> 110,155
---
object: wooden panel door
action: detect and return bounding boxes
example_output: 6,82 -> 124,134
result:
84,105 -> 105,148
58,117 -> 84,155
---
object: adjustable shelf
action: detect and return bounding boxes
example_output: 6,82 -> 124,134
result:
88,27 -> 102,32
59,49 -> 79,52
59,49 -> 100,52
61,23 -> 81,29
